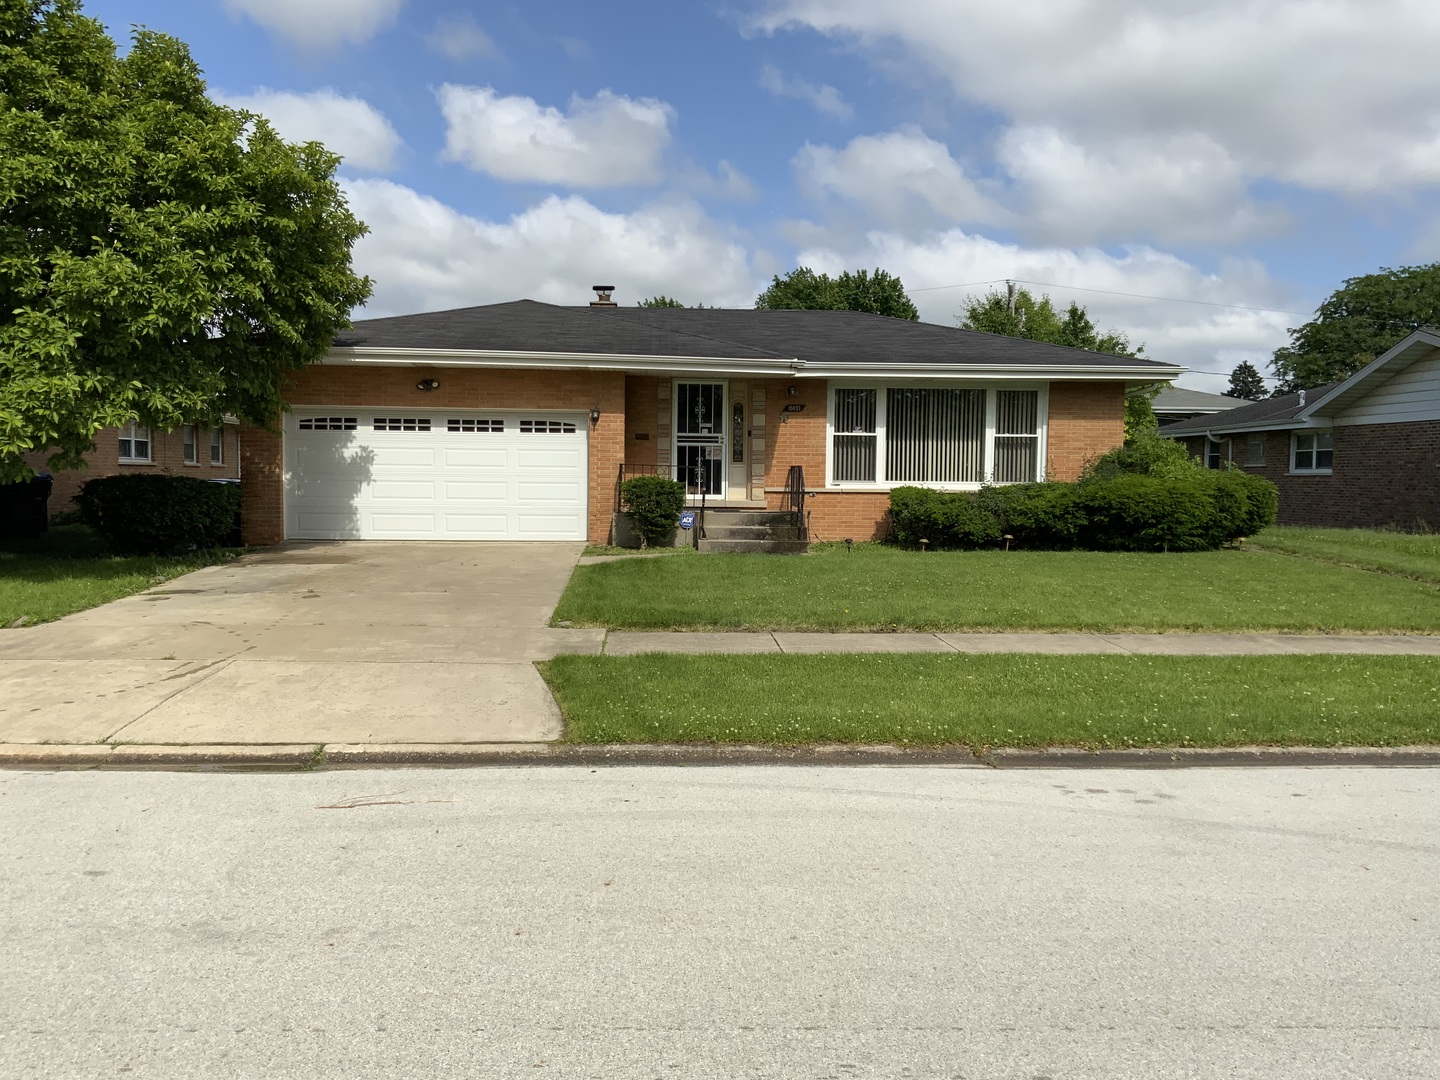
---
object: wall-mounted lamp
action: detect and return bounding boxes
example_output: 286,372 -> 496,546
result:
786,385 -> 799,397
416,378 -> 441,392
590,407 -> 602,425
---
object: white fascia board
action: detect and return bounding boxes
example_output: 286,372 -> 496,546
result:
1300,330 -> 1440,417
806,363 -> 1183,381
324,347 -> 802,377
1159,416 -> 1322,438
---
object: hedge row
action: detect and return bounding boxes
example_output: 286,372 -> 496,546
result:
889,471 -> 1278,552
77,474 -> 242,554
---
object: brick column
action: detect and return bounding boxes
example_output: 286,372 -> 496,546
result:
239,421 -> 284,545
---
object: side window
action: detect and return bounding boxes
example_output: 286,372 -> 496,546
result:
182,425 -> 198,465
1243,435 -> 1265,467
210,428 -> 224,465
119,422 -> 152,463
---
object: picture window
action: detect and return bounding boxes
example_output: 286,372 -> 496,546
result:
118,422 -> 151,463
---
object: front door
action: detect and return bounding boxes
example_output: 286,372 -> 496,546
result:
674,382 -> 726,498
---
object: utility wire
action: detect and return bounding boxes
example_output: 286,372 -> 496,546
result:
912,276 -> 1310,318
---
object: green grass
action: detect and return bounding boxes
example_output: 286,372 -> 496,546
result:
540,654 -> 1440,748
552,542 -> 1440,633
1250,525 -> 1440,584
0,525 -> 239,627
580,544 -> 697,558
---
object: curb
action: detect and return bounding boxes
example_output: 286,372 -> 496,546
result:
4,742 -> 1440,770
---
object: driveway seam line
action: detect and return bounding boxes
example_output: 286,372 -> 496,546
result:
101,658 -> 238,744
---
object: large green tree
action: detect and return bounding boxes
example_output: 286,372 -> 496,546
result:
0,0 -> 371,481
960,285 -> 1139,356
1225,361 -> 1266,400
755,266 -> 919,320
1271,263 -> 1440,392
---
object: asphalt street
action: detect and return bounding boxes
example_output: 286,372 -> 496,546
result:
2,765 -> 1436,1079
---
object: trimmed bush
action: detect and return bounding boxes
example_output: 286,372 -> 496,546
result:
1082,433 -> 1202,480
975,483 -> 1085,548
889,486 -> 1001,550
620,474 -> 687,548
1077,474 -> 1220,552
76,474 -> 242,554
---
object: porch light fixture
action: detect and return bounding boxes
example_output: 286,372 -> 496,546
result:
786,385 -> 799,397
590,407 -> 601,425
416,378 -> 441,392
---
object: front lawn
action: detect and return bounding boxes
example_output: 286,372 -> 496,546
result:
0,525 -> 239,626
552,543 -> 1440,633
1250,525 -> 1440,584
540,654 -> 1440,748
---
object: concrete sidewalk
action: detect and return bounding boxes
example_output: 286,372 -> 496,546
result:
601,630 -> 1440,655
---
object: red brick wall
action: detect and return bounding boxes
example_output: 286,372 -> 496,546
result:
623,375 -> 660,469
1179,421 -> 1440,529
239,423 -> 284,545
761,378 -> 827,488
24,426 -> 241,518
242,365 -> 626,545
1047,381 -> 1125,481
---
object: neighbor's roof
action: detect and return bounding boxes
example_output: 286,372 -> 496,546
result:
1153,385 -> 1250,415
1161,384 -> 1339,436
330,300 -> 1182,379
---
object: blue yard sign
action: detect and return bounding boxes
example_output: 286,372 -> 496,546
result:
679,511 -> 696,530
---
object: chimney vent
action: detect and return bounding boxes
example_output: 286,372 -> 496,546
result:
590,284 -> 617,307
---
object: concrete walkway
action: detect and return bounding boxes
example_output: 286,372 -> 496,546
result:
0,543 -> 603,746
602,630 -> 1440,655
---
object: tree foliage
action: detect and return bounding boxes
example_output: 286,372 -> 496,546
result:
755,267 -> 919,320
1225,361 -> 1266,400
1271,263 -> 1440,392
0,0 -> 371,481
960,285 -> 1139,356
637,295 -> 686,308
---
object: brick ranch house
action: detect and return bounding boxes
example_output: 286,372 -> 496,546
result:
1162,328 -> 1440,529
232,297 -> 1182,548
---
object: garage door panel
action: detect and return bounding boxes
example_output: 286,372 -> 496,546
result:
287,412 -> 587,541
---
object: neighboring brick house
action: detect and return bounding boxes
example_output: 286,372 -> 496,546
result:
234,295 -> 1181,547
1162,328 -> 1440,529
27,422 -> 242,517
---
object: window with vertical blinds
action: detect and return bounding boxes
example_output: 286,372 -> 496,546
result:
993,390 -> 1040,483
884,388 -> 986,483
832,389 -> 877,482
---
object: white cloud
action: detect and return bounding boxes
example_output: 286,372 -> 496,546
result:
342,180 -> 759,316
791,225 -> 1297,389
224,0 -> 404,48
437,86 -> 674,188
794,127 -> 1006,229
759,64 -> 853,120
754,0 -> 1440,238
425,15 -> 500,61
218,88 -> 402,172
996,126 -> 1287,246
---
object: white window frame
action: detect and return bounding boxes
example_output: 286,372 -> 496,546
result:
182,425 -> 199,465
1205,437 -> 1226,470
1243,434 -> 1266,468
825,382 -> 1049,490
210,427 -> 224,466
1291,430 -> 1333,474
118,422 -> 152,464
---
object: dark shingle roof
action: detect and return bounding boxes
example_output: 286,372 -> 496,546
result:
335,300 -> 1178,371
1161,383 -> 1340,436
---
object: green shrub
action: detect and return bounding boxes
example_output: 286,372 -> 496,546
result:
1208,469 -> 1279,541
889,486 -> 1001,549
1077,474 -> 1219,551
1082,432 -> 1201,480
76,475 -> 241,554
975,483 -> 1085,548
620,475 -> 687,548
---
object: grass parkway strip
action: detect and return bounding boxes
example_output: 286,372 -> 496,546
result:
553,543 -> 1440,634
539,654 -> 1440,749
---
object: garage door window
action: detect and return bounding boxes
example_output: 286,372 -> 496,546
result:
374,417 -> 431,432
298,417 -> 357,431
448,418 -> 505,433
520,420 -> 577,434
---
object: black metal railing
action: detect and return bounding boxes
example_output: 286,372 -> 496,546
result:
783,465 -> 808,540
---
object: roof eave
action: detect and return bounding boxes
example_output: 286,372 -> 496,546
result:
1300,329 -> 1440,418
806,362 -> 1183,381
324,347 -> 802,377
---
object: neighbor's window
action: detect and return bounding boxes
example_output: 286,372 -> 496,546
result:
1244,434 -> 1266,467
118,422 -> 151,463
1206,438 -> 1227,469
993,390 -> 1040,483
182,425 -> 198,465
210,427 -> 224,465
1292,431 -> 1333,472
832,389 -> 877,482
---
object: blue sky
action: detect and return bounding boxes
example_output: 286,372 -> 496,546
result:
83,0 -> 1440,391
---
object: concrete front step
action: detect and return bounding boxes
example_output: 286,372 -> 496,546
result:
702,524 -> 803,541
698,510 -> 796,527
697,538 -> 810,555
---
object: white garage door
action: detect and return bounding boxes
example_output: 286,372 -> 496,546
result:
285,410 -> 588,540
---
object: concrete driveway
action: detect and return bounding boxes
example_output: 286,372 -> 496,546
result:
0,543 -> 602,746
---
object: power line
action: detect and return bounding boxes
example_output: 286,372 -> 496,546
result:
912,276 -> 1310,318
